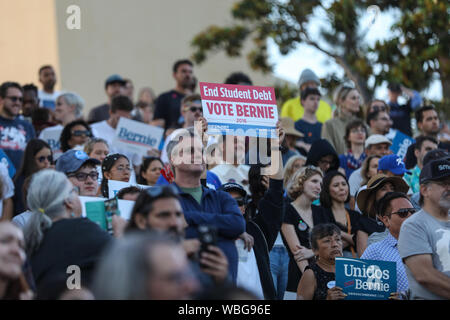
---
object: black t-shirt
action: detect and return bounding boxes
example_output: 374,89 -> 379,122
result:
357,215 -> 385,236
282,203 -> 331,292
154,90 -> 185,130
320,207 -> 360,253
388,102 -> 413,137
30,218 -> 111,291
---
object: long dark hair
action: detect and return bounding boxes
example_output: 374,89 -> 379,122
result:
320,170 -> 351,208
60,120 -> 92,152
100,153 -> 129,198
14,139 -> 52,181
137,157 -> 163,185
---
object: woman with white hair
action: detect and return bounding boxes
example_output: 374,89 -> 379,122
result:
23,169 -> 111,293
38,92 -> 85,158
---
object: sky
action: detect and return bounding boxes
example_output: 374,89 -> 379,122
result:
267,5 -> 443,103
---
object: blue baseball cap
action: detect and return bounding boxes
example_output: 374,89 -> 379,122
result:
105,74 -> 126,88
378,154 -> 411,175
55,150 -> 100,174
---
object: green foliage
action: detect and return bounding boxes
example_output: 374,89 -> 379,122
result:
191,0 -> 449,105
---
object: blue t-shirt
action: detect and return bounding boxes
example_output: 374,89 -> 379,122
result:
0,116 -> 36,172
294,119 -> 322,145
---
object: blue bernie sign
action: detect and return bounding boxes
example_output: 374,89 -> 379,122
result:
335,257 -> 397,300
0,149 -> 16,178
390,130 -> 415,159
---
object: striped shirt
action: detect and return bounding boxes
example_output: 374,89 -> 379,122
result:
361,233 -> 409,294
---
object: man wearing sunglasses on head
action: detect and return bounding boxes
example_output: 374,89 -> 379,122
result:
361,192 -> 416,298
55,150 -> 101,197
0,82 -> 36,171
398,158 -> 450,300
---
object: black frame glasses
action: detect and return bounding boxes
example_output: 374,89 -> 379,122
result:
187,106 -> 202,113
68,171 -> 99,182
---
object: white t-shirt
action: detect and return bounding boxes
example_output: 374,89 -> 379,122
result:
38,90 -> 61,110
91,120 -> 143,167
0,163 -> 14,218
235,239 -> 264,299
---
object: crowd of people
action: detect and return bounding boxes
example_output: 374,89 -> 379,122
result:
0,61 -> 448,301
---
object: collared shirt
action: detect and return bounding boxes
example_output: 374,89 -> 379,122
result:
361,232 -> 409,293
404,165 -> 421,194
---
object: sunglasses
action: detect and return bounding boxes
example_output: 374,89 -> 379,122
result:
186,106 -> 202,113
234,197 -> 246,206
146,185 -> 179,198
6,96 -> 23,103
36,155 -> 53,163
72,130 -> 92,137
68,171 -> 99,182
389,208 -> 417,218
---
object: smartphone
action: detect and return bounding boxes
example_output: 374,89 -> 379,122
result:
104,197 -> 120,235
197,224 -> 218,268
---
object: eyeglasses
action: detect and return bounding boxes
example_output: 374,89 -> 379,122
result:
36,155 -> 53,163
186,106 -> 202,113
389,208 -> 417,218
6,96 -> 23,103
114,165 -> 131,172
371,104 -> 387,112
72,130 -> 92,137
68,172 -> 99,182
146,185 -> 179,198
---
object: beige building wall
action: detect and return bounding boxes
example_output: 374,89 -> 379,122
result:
0,0 -> 60,90
54,0 -> 280,116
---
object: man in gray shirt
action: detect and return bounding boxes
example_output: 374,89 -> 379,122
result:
398,158 -> 450,299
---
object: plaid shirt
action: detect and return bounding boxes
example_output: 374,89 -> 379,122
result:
361,233 -> 409,294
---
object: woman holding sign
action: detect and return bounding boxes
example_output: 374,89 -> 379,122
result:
296,223 -> 347,300
281,166 -> 330,299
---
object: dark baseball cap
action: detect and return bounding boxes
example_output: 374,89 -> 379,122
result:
219,182 -> 247,197
420,159 -> 450,184
423,149 -> 450,166
105,74 -> 126,89
56,150 -> 100,174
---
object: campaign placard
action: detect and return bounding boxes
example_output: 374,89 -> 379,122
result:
389,129 -> 415,159
113,117 -> 164,156
39,126 -> 63,159
108,179 -> 148,199
199,82 -> 278,138
79,196 -> 135,221
0,149 -> 16,178
335,257 -> 397,300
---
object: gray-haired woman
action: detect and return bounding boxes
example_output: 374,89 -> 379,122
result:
24,169 -> 111,293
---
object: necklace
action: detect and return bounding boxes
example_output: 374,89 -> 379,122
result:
292,202 -> 312,232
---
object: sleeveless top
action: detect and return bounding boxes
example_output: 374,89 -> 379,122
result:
305,263 -> 335,300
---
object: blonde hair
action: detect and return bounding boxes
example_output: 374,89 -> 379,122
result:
283,155 -> 306,189
287,166 -> 323,200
